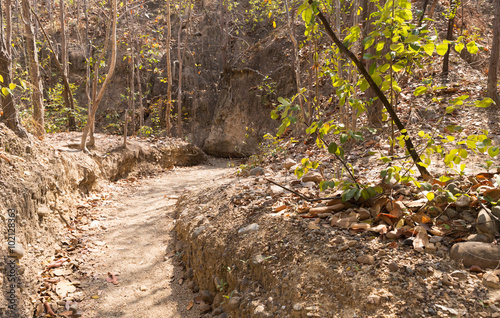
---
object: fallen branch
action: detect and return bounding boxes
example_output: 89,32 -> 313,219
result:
265,178 -> 341,202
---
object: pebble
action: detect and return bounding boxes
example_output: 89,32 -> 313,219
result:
455,195 -> 471,208
356,255 -> 375,265
484,272 -> 500,289
467,233 -> 492,243
228,297 -> 241,310
366,294 -> 380,305
249,167 -> 265,176
283,159 -> 297,170
200,290 -> 213,304
293,303 -> 303,311
492,206 -> 500,219
238,223 -> 259,235
4,237 -> 24,259
301,171 -> 323,183
199,302 -> 212,313
476,209 -> 496,238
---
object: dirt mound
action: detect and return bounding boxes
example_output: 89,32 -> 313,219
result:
174,171 -> 497,317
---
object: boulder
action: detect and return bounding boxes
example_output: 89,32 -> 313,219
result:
450,242 -> 500,269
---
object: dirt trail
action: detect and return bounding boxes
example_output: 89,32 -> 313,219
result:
78,159 -> 233,318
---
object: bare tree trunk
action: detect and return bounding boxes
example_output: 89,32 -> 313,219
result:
487,0 -> 500,105
176,1 -> 192,138
365,0 -> 383,127
136,55 -> 144,127
165,0 -> 172,135
284,0 -> 306,125
442,2 -> 456,77
126,3 -> 135,134
80,0 -> 117,151
0,0 -> 28,138
60,0 -> 76,130
21,0 -> 44,138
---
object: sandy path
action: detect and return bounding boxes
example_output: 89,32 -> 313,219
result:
79,160 -> 232,317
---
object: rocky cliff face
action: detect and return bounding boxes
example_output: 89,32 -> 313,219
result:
67,0 -> 295,157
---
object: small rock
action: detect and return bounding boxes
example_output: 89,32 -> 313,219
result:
200,290 -> 213,304
477,209 -> 496,238
462,212 -> 476,223
426,243 -> 437,254
467,233 -> 493,243
140,285 -> 148,291
442,273 -> 456,286
483,272 -> 500,289
37,205 -> 50,217
301,171 -> 323,183
199,302 -> 212,313
356,255 -> 375,265
429,236 -> 443,243
186,268 -> 194,279
283,159 -> 297,170
293,303 -> 303,311
213,293 -> 223,308
213,307 -> 224,315
450,242 -> 500,269
366,294 -> 381,305
357,208 -> 371,221
450,270 -> 468,280
253,304 -> 267,316
445,208 -> 458,219
228,297 -> 241,311
492,206 -> 500,219
4,237 -> 24,259
238,223 -> 259,235
188,281 -> 195,290
446,183 -> 461,196
249,167 -> 265,176
455,195 -> 471,208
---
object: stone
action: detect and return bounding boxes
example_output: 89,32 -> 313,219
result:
301,171 -> 323,183
293,303 -> 303,311
450,270 -> 468,281
4,237 -> 24,259
477,209 -> 497,238
462,212 -> 476,223
213,293 -> 223,308
388,262 -> 399,272
253,304 -> 268,317
366,294 -> 381,305
446,183 -> 461,196
228,297 -> 241,311
186,268 -> 194,279
450,242 -> 500,269
483,272 -> 500,289
356,255 -> 375,265
467,233 -> 493,243
200,290 -> 213,304
37,205 -> 50,217
455,195 -> 471,208
445,208 -> 458,219
357,208 -> 371,221
188,281 -> 195,290
213,307 -> 224,315
492,206 -> 500,219
283,159 -> 297,170
429,236 -> 443,243
238,223 -> 259,235
199,302 -> 212,313
442,273 -> 456,286
249,167 -> 265,176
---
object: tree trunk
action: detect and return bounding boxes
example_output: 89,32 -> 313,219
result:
165,0 -> 172,134
60,0 -> 76,130
80,0 -> 117,151
442,9 -> 455,76
176,1 -> 192,138
487,0 -> 500,105
21,0 -> 44,138
126,4 -> 135,134
0,0 -> 28,138
136,51 -> 144,127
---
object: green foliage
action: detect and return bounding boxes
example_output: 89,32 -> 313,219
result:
45,83 -> 86,133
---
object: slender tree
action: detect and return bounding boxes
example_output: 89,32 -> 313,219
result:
176,1 -> 192,138
80,0 -> 117,151
0,0 -> 28,138
165,0 -> 172,134
21,0 -> 44,138
59,0 -> 76,130
487,0 -> 500,105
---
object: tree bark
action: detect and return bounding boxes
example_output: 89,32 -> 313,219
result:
60,0 -> 76,130
0,0 -> 28,138
176,1 -> 192,138
487,0 -> 500,105
80,0 -> 117,151
165,0 -> 172,134
21,0 -> 44,138
307,0 -> 431,179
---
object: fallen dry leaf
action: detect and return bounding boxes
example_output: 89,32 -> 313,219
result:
413,226 -> 429,253
55,280 -> 76,298
47,258 -> 69,269
187,300 -> 194,311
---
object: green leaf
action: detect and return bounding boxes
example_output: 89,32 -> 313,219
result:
328,142 -> 338,154
278,97 -> 290,107
488,146 -> 499,158
466,41 -> 479,54
392,63 -> 404,72
414,86 -> 428,96
436,43 -> 449,56
390,43 -> 405,53
422,42 -> 434,56
376,41 -> 385,52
